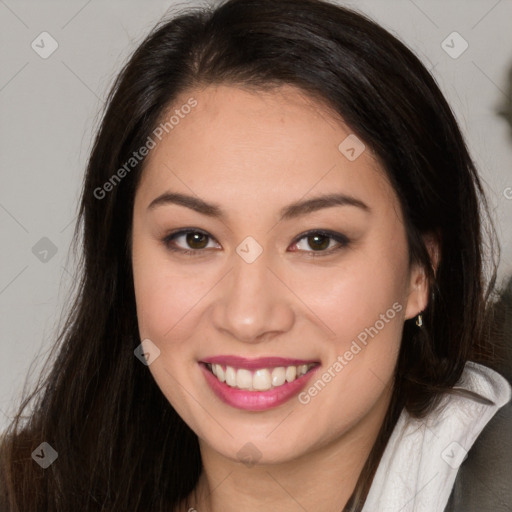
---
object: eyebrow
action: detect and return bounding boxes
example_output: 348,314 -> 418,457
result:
147,191 -> 371,220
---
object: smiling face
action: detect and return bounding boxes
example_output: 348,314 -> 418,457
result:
131,84 -> 429,465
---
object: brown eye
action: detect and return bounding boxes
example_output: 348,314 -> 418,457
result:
291,230 -> 350,255
186,232 -> 209,249
163,229 -> 220,254
306,234 -> 330,251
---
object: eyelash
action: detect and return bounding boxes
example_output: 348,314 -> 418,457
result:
162,228 -> 350,257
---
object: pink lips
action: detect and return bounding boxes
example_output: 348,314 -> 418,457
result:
199,356 -> 320,411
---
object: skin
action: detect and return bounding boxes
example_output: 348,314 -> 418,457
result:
131,84 -> 435,512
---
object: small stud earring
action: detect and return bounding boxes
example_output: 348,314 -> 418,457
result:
416,313 -> 423,327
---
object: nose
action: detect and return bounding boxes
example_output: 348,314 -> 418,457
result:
210,250 -> 295,344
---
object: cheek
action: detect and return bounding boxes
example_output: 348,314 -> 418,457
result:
289,244 -> 408,348
132,238 -> 206,346
296,234 -> 408,415
287,231 -> 409,422
132,245 -> 210,422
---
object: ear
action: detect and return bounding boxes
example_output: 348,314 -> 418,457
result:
404,231 -> 440,321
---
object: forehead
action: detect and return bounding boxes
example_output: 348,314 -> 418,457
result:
136,84 -> 396,215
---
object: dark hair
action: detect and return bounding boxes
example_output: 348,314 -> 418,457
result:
0,0 -> 503,510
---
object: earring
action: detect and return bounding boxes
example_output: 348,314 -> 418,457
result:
416,313 -> 423,327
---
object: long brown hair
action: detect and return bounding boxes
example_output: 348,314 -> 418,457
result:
0,0 -> 503,510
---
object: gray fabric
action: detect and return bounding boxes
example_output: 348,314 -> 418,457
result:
443,397 -> 512,511
444,277 -> 512,511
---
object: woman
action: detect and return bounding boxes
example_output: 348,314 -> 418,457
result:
1,0 -> 510,510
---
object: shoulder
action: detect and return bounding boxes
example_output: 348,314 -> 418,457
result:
444,376 -> 512,511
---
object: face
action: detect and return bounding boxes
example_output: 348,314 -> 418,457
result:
131,84 -> 429,465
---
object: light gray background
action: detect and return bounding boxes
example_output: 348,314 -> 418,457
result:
1,0 -> 512,431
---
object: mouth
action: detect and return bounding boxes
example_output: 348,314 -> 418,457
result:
199,356 -> 321,411
203,361 -> 318,391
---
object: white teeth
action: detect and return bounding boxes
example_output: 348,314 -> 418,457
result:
297,364 -> 308,377
253,369 -> 272,391
236,369 -> 252,389
271,367 -> 286,387
214,364 -> 225,382
209,363 -> 315,390
225,366 -> 237,387
285,366 -> 297,382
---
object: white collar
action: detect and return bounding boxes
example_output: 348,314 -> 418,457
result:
362,362 -> 512,512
